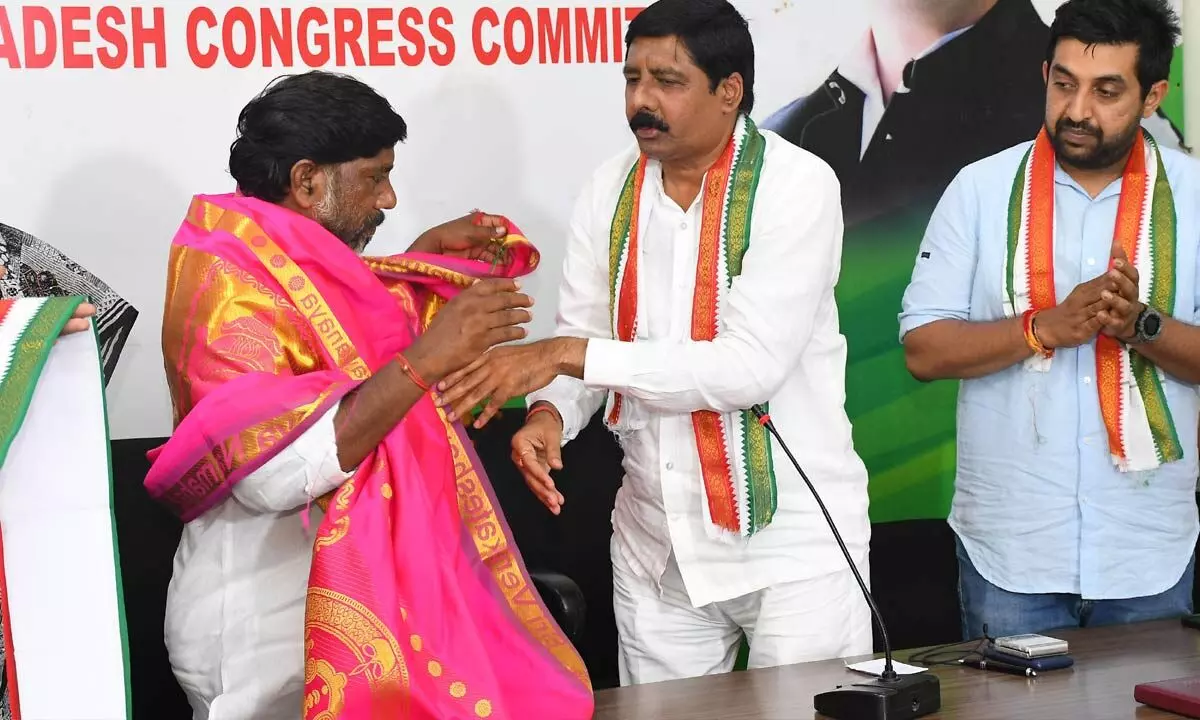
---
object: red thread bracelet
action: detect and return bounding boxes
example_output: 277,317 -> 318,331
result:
396,353 -> 431,392
527,404 -> 561,424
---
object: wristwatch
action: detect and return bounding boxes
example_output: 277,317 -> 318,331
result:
1131,306 -> 1164,344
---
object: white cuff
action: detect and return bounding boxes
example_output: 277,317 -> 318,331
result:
295,407 -> 356,499
581,338 -> 628,390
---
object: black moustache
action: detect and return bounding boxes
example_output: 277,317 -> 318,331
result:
629,111 -> 669,133
1059,121 -> 1099,136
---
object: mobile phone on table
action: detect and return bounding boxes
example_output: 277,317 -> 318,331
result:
983,645 -> 1073,671
992,633 -> 1069,659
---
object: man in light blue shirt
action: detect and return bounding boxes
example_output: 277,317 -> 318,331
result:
900,0 -> 1199,639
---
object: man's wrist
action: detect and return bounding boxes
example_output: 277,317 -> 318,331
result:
403,343 -> 447,386
1118,302 -> 1150,344
527,401 -> 563,428
1029,310 -> 1057,350
1023,310 -> 1054,356
550,337 -> 588,379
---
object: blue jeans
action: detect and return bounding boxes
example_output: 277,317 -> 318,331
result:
956,535 -> 1195,640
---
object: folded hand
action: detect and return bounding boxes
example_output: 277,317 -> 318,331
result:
1097,243 -> 1142,341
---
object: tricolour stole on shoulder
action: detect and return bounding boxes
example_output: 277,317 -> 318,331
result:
1003,127 -> 1181,472
605,114 -> 778,539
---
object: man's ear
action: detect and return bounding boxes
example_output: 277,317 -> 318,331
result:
719,73 -> 744,115
289,159 -> 325,210
1142,79 -> 1169,119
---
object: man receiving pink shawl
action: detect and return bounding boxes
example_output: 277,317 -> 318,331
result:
145,71 -> 593,720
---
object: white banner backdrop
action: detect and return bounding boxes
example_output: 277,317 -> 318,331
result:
0,0 -> 1181,439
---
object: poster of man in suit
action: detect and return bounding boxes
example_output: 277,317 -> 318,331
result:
763,0 -> 1184,228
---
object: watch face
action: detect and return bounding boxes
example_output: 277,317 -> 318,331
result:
1145,313 -> 1162,336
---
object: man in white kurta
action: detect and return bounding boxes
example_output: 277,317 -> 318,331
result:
526,129 -> 873,685
433,0 -> 872,686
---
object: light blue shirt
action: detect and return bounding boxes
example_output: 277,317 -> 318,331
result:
899,140 -> 1200,600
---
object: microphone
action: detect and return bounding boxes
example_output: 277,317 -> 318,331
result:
750,405 -> 940,720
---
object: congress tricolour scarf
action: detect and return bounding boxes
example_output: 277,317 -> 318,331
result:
1004,127 -> 1182,472
0,297 -> 131,720
606,114 -> 777,539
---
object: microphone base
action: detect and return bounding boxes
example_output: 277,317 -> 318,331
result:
814,672 -> 941,720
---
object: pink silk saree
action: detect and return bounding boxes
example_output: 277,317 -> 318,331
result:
144,193 -> 593,719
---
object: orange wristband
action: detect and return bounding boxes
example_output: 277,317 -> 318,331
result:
1022,310 -> 1053,358
396,353 -> 431,392
527,404 -> 561,425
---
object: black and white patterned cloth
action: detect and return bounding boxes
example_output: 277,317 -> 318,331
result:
0,223 -> 138,386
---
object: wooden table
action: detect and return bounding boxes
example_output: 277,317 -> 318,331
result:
594,620 -> 1200,719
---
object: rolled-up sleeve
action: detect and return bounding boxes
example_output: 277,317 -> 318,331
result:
898,169 -> 980,341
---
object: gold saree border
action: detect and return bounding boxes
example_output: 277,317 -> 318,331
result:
186,197 -> 372,380
440,407 -> 592,691
159,244 -> 337,515
159,387 -> 338,516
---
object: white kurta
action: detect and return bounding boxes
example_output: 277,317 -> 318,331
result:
528,130 -> 872,681
164,410 -> 347,720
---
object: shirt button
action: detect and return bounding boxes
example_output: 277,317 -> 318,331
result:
1087,258 -> 1096,266
665,461 -> 674,471
679,221 -> 688,230
1082,376 -> 1092,385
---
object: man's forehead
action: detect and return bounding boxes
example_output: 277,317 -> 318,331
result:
625,36 -> 697,73
1052,38 -> 1138,81
347,148 -> 395,169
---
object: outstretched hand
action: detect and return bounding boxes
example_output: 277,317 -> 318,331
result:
511,406 -> 566,514
435,340 -> 562,428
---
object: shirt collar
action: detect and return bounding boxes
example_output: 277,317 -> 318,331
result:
1054,162 -> 1125,202
838,24 -> 976,103
646,157 -> 708,214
